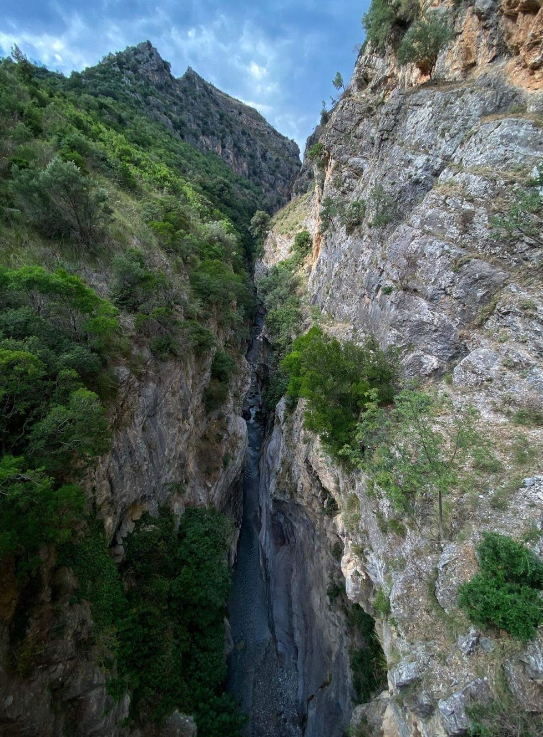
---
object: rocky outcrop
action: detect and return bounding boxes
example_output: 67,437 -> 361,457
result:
261,1 -> 543,735
83,42 -> 301,210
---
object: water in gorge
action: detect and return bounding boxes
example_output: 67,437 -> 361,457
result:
227,307 -> 302,737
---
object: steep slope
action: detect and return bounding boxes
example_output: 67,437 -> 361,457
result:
0,44 -> 298,737
259,1 -> 543,736
77,41 -> 301,211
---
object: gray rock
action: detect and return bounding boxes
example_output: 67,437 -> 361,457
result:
457,628 -> 480,656
390,660 -> 423,690
438,679 -> 491,735
479,637 -> 495,653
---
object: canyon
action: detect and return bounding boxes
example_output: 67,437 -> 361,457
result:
1,1 -> 543,736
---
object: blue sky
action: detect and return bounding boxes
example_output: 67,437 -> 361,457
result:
0,1 -> 370,150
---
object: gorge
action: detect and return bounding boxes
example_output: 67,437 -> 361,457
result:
1,1 -> 543,736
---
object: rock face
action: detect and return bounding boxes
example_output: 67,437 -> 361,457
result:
258,400 -> 355,737
83,42 -> 301,210
0,346 -> 249,737
261,1 -> 543,735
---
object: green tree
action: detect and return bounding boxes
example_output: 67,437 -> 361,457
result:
397,17 -> 453,75
249,209 -> 270,241
9,158 -> 111,246
332,71 -> 345,92
345,389 -> 489,542
281,327 -> 396,459
0,455 -> 84,571
28,388 -> 110,474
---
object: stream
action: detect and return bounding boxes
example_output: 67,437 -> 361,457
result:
227,308 -> 302,737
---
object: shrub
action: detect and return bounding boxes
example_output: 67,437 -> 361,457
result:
281,327 -> 396,459
346,389 -> 489,541
397,17 -> 453,74
341,200 -> 366,233
458,533 -> 543,641
9,158 -> 111,246
362,0 -> 420,52
373,589 -> 391,616
349,604 -> 386,703
369,184 -> 396,227
292,229 -> 312,262
308,142 -> 325,170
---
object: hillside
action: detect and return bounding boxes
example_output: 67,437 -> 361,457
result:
0,43 -> 298,737
75,41 -> 301,211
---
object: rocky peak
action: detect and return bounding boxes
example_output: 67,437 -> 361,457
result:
85,43 -> 301,210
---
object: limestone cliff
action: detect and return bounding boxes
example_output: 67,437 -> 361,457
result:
261,1 -> 543,734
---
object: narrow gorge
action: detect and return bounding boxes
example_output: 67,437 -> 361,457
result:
1,1 -> 543,736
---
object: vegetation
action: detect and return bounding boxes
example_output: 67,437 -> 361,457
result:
292,229 -> 312,263
0,46 -> 260,732
332,71 -> 345,92
492,163 -> 543,247
468,696 -> 543,737
362,0 -> 420,52
397,17 -> 453,75
63,508 -> 244,734
281,327 -> 396,459
344,389 -> 490,541
348,604 -> 386,703
369,185 -> 396,227
458,532 -> 543,641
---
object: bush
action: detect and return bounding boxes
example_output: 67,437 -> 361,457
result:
397,17 -> 453,74
362,0 -> 420,52
349,604 -> 386,703
9,158 -> 111,246
281,327 -> 396,459
369,184 -> 396,227
458,533 -> 543,641
292,229 -> 312,262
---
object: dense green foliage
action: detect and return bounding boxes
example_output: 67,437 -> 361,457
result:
344,389 -> 489,539
362,0 -> 420,52
281,327 -> 396,459
397,17 -> 453,74
458,533 -> 543,641
0,265 -> 118,571
292,229 -> 312,262
63,508 -> 243,734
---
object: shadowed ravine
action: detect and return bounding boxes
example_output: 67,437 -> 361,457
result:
227,309 -> 302,737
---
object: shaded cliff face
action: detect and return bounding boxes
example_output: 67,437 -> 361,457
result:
261,2 -> 543,736
81,42 -> 301,211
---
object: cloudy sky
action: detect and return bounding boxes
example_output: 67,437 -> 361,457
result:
0,0 -> 371,151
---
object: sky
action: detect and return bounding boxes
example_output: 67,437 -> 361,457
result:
0,0 -> 371,151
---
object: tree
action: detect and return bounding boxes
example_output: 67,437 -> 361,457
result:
28,388 -> 110,474
397,17 -> 453,75
249,209 -> 270,241
9,158 -> 112,246
281,328 -> 396,459
345,389 -> 488,542
332,71 -> 345,92
0,455 -> 84,570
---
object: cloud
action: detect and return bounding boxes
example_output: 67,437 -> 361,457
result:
249,61 -> 267,80
1,0 -> 372,150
